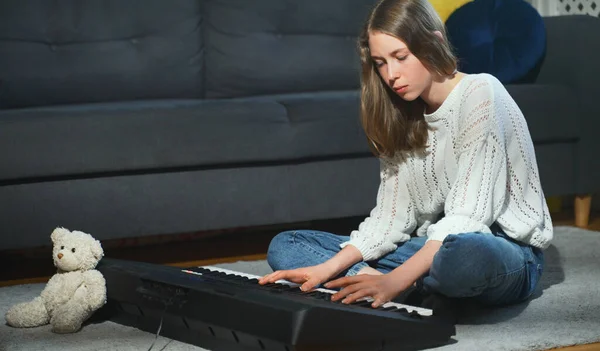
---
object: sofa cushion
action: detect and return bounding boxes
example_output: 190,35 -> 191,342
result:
445,0 -> 546,83
506,84 -> 579,143
0,1 -> 204,109
237,90 -> 368,159
0,91 -> 369,182
204,0 -> 377,98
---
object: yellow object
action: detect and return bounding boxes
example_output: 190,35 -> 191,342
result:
428,0 -> 473,22
546,196 -> 562,214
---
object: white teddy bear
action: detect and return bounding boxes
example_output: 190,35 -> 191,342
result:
5,227 -> 107,333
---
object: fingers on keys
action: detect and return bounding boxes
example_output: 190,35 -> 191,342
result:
259,271 -> 278,284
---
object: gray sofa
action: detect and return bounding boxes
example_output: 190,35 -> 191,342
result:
0,1 -> 598,251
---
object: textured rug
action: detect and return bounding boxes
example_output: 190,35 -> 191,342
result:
1,226 -> 599,351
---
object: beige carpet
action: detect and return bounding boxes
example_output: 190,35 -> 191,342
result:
1,226 -> 599,351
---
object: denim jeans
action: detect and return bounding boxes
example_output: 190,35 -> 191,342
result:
266,224 -> 544,306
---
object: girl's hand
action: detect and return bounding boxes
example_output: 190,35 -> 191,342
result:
324,273 -> 413,308
258,263 -> 336,292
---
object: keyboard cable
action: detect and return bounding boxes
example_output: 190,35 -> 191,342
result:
147,294 -> 175,351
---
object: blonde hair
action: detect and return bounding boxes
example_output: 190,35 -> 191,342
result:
358,0 -> 458,159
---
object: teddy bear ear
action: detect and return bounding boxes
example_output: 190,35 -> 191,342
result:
51,227 -> 70,244
90,239 -> 104,260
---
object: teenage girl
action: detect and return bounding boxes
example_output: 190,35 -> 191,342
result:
259,0 -> 551,309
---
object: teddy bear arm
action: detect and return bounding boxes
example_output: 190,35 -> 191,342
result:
81,270 -> 107,311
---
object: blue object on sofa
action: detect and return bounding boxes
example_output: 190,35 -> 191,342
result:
445,0 -> 546,83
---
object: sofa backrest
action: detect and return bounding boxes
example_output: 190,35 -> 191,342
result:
0,0 -> 377,108
203,0 -> 377,98
0,0 -> 204,109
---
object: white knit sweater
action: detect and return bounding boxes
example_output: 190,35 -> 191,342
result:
341,73 -> 554,262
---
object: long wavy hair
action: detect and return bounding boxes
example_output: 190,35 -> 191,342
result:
358,0 -> 458,159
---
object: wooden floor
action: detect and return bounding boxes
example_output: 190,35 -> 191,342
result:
1,209 -> 598,350
551,345 -> 600,351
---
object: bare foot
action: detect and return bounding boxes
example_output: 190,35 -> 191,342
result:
357,266 -> 384,276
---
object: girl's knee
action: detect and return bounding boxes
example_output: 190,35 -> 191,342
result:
266,229 -> 341,272
268,231 -> 294,252
266,231 -> 295,270
426,233 -> 498,297
436,233 -> 499,266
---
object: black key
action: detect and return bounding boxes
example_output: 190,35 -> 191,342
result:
287,287 -> 304,294
315,292 -> 332,300
306,291 -> 331,300
268,284 -> 291,292
380,306 -> 399,312
409,310 -> 423,319
353,300 -> 373,307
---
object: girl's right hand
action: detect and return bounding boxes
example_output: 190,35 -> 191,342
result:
258,263 -> 337,292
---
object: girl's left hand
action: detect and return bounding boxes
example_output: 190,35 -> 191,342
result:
323,273 -> 412,308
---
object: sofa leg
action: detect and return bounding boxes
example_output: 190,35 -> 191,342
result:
574,194 -> 592,228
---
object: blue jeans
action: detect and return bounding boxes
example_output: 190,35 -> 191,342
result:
266,224 -> 544,306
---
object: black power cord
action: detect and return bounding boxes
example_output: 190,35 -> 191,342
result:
133,282 -> 189,351
147,294 -> 174,351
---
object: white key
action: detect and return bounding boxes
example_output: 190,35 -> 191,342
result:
182,265 -> 433,317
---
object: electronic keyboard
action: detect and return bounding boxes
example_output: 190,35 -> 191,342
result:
96,258 -> 456,351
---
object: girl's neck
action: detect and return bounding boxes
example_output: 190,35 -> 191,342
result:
421,71 -> 467,114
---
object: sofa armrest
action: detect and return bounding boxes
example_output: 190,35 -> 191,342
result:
535,15 -> 600,194
536,15 -> 600,92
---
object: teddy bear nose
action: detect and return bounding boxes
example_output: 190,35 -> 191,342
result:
57,253 -> 63,259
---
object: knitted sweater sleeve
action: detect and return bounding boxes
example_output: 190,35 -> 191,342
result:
340,158 -> 417,261
426,78 -> 508,242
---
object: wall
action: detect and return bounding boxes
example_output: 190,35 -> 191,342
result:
526,0 -> 600,16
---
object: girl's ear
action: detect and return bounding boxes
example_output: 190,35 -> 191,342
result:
433,30 -> 444,41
